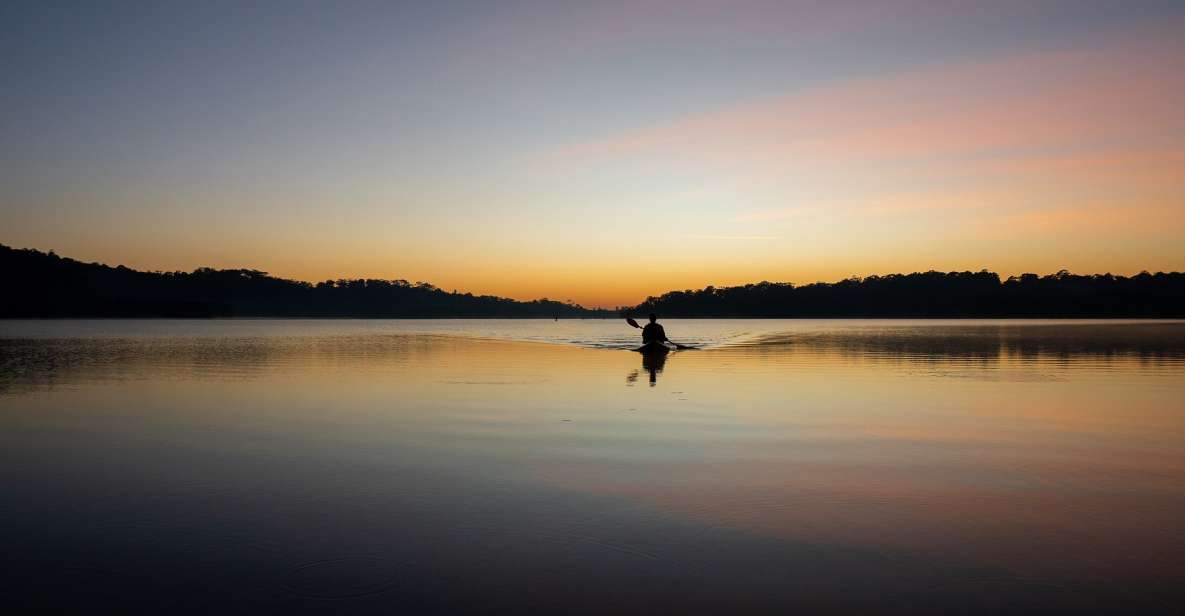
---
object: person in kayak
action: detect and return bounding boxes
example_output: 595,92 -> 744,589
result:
641,313 -> 669,345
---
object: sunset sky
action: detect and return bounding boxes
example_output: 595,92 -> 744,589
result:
3,1 -> 1183,308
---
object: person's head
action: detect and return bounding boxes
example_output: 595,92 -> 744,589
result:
648,313 -> 657,323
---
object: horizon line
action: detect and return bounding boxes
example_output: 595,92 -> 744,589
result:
6,242 -> 1182,311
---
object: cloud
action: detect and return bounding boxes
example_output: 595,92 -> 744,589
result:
541,19 -> 1185,179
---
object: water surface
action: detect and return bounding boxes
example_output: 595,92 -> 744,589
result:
2,319 -> 1184,613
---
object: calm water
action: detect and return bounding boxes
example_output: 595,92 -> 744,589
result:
2,319 -> 1184,613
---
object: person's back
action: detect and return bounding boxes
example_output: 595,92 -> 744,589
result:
641,314 -> 666,344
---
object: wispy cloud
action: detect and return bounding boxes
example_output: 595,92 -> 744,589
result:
541,20 -> 1185,179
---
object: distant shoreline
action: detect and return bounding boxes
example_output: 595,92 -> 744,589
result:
4,244 -> 1183,319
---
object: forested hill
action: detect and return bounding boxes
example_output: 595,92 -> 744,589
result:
5,244 -> 1183,318
0,244 -> 611,318
629,271 -> 1185,318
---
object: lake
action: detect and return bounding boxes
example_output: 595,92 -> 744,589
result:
2,319 -> 1184,613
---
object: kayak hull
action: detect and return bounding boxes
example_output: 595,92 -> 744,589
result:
635,341 -> 677,353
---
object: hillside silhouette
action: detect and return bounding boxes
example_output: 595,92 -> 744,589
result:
4,244 -> 1183,318
627,271 -> 1185,318
0,244 -> 610,318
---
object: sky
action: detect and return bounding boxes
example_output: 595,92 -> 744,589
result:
2,1 -> 1183,308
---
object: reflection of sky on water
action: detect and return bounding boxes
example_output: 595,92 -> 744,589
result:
2,320 -> 1184,612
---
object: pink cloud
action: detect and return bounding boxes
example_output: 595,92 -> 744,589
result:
542,19 -> 1185,174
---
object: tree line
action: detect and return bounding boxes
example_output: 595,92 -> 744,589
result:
4,244 -> 1182,318
626,270 -> 1185,317
0,244 -> 611,318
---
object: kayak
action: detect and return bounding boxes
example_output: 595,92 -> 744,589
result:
635,340 -> 677,353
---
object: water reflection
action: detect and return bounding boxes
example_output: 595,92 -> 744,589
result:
4,322 -> 1182,395
742,322 -> 1185,363
2,320 -> 1185,613
626,346 -> 671,386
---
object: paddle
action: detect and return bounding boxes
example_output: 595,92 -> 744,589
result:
625,316 -> 695,350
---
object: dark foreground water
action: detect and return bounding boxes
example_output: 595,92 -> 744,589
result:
2,319 -> 1184,614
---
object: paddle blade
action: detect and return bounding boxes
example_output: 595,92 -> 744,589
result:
625,317 -> 641,329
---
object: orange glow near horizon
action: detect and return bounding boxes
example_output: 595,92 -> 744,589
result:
3,4 -> 1184,308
